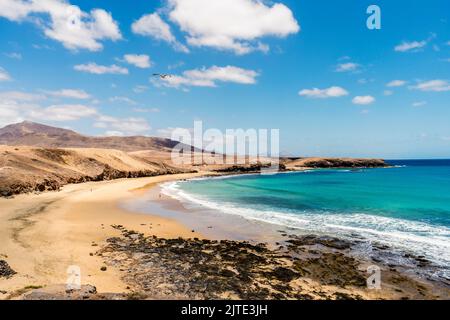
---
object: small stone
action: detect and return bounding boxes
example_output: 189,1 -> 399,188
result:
100,266 -> 107,271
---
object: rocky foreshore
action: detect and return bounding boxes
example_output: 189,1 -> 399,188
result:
81,226 -> 447,300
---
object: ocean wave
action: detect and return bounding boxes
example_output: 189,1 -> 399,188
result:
161,181 -> 450,271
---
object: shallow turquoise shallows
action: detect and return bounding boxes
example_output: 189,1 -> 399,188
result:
165,160 -> 450,271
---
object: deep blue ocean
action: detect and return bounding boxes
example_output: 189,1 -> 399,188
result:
162,160 -> 450,271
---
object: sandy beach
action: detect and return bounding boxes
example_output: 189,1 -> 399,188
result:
0,172 -> 210,298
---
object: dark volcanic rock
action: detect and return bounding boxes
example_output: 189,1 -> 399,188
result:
0,260 -> 16,278
213,163 -> 286,173
96,227 -> 372,300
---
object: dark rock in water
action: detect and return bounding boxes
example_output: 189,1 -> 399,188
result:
287,235 -> 353,250
0,260 -> 16,278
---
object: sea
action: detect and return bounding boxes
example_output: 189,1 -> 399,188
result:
161,160 -> 450,278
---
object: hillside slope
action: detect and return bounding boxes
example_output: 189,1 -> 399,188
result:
0,121 -> 183,152
0,146 -> 190,197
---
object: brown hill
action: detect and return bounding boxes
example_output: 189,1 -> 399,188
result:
0,121 -> 183,152
0,145 -> 190,197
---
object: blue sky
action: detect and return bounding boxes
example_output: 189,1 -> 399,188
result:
0,0 -> 449,158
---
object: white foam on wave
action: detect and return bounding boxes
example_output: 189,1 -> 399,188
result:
161,181 -> 450,271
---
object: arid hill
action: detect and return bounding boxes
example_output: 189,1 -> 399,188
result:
0,146 -> 189,197
0,121 -> 183,152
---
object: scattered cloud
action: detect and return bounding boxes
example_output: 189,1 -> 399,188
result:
298,86 -> 349,98
0,89 -> 150,135
74,63 -> 129,75
104,131 -> 124,137
133,85 -> 149,93
156,126 -> 193,140
166,0 -> 300,55
45,89 -> 91,99
132,13 -> 189,53
29,104 -> 97,121
0,67 -> 11,81
4,52 -> 22,59
123,54 -> 152,69
168,61 -> 185,70
109,96 -> 137,105
357,78 -> 374,85
410,80 -> 450,92
0,91 -> 45,102
156,65 -> 259,88
133,107 -> 160,113
394,40 -> 427,52
335,62 -> 360,73
0,0 -> 122,51
386,80 -> 407,87
383,90 -> 393,96
412,101 -> 427,107
352,95 -> 375,105
95,116 -> 151,135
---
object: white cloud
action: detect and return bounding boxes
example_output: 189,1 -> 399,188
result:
0,89 -> 150,134
384,90 -> 393,96
411,80 -> 450,92
335,62 -> 360,73
104,130 -> 124,137
167,0 -> 300,55
74,63 -> 129,75
0,0 -> 122,51
95,116 -> 151,135
298,86 -> 349,98
157,126 -> 193,140
394,40 -> 426,52
45,89 -> 91,99
0,67 -> 11,81
386,80 -> 407,87
4,52 -> 22,59
123,54 -> 152,69
0,91 -> 45,101
133,85 -> 149,93
0,0 -> 33,21
132,13 -> 189,53
109,96 -> 137,105
352,95 -> 375,105
412,101 -> 427,107
157,65 -> 259,88
133,107 -> 160,113
29,104 -> 97,121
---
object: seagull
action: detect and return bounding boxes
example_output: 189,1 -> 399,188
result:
153,73 -> 172,79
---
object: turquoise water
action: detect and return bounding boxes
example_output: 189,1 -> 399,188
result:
162,160 -> 450,272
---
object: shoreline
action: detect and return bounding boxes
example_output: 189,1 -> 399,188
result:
0,171 -> 449,300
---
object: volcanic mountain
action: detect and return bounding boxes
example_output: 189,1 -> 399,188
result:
0,121 -> 183,152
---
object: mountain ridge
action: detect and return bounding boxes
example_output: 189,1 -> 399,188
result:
0,121 -> 183,152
